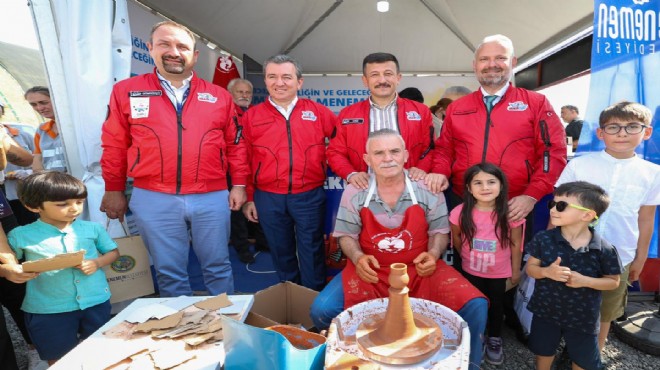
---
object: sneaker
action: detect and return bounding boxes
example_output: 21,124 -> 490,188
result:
485,336 -> 504,365
27,348 -> 48,370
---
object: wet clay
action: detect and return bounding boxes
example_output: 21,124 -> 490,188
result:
356,263 -> 443,365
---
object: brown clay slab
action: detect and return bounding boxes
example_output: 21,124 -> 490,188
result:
135,311 -> 184,333
22,250 -> 85,272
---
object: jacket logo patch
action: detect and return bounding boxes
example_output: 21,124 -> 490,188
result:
507,101 -> 528,111
342,118 -> 364,125
197,93 -> 218,103
406,111 -> 422,121
301,111 -> 317,121
130,97 -> 149,119
129,90 -> 162,97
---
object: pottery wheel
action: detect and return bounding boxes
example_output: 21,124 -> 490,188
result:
355,311 -> 443,365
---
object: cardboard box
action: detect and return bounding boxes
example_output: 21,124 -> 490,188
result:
223,283 -> 324,369
249,281 -> 319,329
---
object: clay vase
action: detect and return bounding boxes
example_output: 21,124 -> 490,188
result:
356,262 -> 443,365
374,263 -> 417,343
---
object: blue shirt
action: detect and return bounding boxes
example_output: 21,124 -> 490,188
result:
526,228 -> 622,334
9,219 -> 117,313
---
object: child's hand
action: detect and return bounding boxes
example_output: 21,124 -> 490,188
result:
565,271 -> 588,288
510,270 -> 521,286
77,260 -> 99,275
544,257 -> 571,282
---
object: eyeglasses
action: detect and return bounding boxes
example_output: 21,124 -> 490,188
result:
601,123 -> 647,135
547,200 -> 598,220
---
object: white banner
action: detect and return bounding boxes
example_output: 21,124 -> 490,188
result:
253,75 -> 479,114
127,0 -> 240,81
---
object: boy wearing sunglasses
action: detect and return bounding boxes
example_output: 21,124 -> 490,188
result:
554,101 -> 660,353
526,182 -> 622,370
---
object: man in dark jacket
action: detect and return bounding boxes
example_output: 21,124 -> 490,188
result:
561,105 -> 583,151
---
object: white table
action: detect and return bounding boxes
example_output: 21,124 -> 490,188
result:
50,295 -> 253,370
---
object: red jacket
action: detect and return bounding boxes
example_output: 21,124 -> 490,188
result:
327,98 -> 434,180
241,99 -> 337,200
433,84 -> 566,200
101,71 -> 248,194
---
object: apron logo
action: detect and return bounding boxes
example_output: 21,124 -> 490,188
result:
406,111 -> 422,121
197,93 -> 218,103
372,230 -> 412,253
301,110 -> 317,121
507,101 -> 528,111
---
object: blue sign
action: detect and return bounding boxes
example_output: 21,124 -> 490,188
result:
582,0 -> 660,258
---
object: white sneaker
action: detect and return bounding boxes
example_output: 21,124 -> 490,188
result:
27,348 -> 48,370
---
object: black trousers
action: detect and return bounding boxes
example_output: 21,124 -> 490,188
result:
463,273 -> 507,337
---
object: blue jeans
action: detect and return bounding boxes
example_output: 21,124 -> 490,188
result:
130,188 -> 233,296
310,272 -> 487,370
254,187 -> 326,291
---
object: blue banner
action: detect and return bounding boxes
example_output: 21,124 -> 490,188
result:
581,0 -> 660,258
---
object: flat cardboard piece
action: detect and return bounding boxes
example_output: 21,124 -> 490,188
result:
134,311 -> 184,333
150,346 -> 196,370
250,281 -> 319,329
22,250 -> 85,273
194,293 -> 231,311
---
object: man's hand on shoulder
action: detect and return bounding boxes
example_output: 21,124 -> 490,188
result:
356,254 -> 379,284
508,195 -> 536,222
413,251 -> 437,277
423,173 -> 448,194
407,167 -> 426,182
100,191 -> 128,222
347,172 -> 370,190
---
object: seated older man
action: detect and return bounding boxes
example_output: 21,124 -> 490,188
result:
311,129 -> 488,369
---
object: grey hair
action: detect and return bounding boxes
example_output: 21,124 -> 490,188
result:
443,86 -> 471,97
263,54 -> 303,79
227,78 -> 253,92
365,128 -> 406,152
475,34 -> 515,58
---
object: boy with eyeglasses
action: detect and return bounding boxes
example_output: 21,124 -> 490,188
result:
526,181 -> 622,370
554,101 -> 660,355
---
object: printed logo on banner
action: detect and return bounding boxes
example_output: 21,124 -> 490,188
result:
342,118 -> 364,125
197,93 -> 218,103
507,101 -> 528,111
593,0 -> 660,70
301,111 -> 318,121
406,111 -> 422,121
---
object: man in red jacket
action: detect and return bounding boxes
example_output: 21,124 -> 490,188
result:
327,53 -> 439,190
241,55 -> 336,291
433,34 -> 566,222
431,34 -> 566,361
100,21 -> 249,297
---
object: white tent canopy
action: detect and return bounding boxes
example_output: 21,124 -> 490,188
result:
135,0 -> 594,74
28,0 -> 594,235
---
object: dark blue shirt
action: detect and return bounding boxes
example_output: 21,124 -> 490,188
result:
527,228 -> 622,334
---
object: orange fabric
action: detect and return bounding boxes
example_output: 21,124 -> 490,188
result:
33,120 -> 58,154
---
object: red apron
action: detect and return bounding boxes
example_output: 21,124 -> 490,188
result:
342,177 -> 485,312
